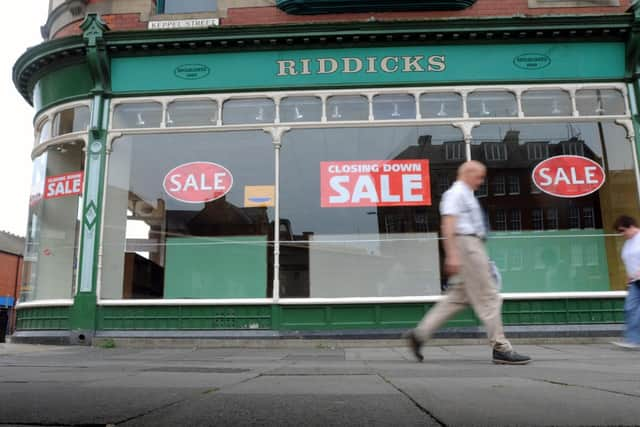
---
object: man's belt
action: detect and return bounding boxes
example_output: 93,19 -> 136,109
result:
455,233 -> 486,241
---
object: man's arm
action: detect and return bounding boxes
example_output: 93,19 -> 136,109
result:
441,214 -> 460,276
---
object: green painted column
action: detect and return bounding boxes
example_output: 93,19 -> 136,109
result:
70,14 -> 111,343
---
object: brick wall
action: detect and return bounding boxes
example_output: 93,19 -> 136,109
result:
0,252 -> 21,303
223,0 -> 631,26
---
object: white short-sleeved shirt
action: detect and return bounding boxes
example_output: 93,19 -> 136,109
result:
440,180 -> 486,237
621,232 -> 640,281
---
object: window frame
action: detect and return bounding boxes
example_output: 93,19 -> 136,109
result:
94,82 -> 636,305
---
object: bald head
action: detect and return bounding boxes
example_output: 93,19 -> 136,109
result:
457,161 -> 486,190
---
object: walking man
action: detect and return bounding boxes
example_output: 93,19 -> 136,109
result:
407,160 -> 531,365
612,215 -> 640,349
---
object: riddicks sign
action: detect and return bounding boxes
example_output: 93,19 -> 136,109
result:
321,160 -> 431,208
532,155 -> 605,198
163,161 -> 233,203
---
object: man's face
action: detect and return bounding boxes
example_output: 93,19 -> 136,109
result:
469,169 -> 486,191
617,226 -> 636,240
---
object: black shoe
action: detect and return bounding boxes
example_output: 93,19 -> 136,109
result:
492,349 -> 531,365
405,330 -> 424,362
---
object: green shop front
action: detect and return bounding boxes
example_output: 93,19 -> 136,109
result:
12,14 -> 640,343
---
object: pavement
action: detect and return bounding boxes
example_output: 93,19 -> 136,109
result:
0,341 -> 639,427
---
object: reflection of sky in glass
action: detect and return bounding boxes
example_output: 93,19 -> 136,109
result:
470,122 -> 634,170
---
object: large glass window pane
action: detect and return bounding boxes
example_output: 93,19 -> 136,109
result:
576,89 -> 626,116
471,122 -> 640,292
467,91 -> 517,118
280,96 -> 322,123
223,98 -> 275,125
101,131 -> 274,300
279,125 -> 464,298
326,95 -> 368,121
21,143 -> 84,302
372,94 -> 416,120
112,102 -> 163,129
37,120 -> 51,145
52,106 -> 90,136
420,92 -> 463,118
167,100 -> 218,127
522,90 -> 571,117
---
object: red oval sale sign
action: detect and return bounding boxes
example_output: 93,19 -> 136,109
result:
532,155 -> 605,198
163,162 -> 233,203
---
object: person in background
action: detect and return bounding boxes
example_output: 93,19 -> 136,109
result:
406,161 -> 531,365
612,215 -> 640,349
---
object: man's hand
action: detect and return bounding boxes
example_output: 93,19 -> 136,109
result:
445,255 -> 461,276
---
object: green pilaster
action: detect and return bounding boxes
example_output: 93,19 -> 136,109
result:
70,14 -> 111,342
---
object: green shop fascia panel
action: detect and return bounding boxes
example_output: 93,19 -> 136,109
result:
164,236 -> 268,299
111,42 -> 625,95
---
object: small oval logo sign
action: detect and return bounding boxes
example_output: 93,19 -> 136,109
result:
532,155 -> 605,198
513,53 -> 551,70
174,64 -> 210,80
163,161 -> 233,203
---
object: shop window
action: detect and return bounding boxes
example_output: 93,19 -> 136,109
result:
522,90 -> 571,117
101,131 -> 275,300
576,89 -> 626,116
37,120 -> 52,145
112,102 -> 163,129
526,142 -> 549,160
280,96 -> 322,123
21,143 -> 84,302
467,91 -> 517,118
420,92 -> 463,118
509,209 -> 522,231
223,98 -> 275,125
473,121 -> 636,292
508,176 -> 520,195
492,175 -> 506,195
532,208 -> 544,230
279,125 -> 463,298
166,100 -> 218,127
326,95 -> 369,121
52,106 -> 90,137
161,0 -> 217,14
372,94 -> 416,120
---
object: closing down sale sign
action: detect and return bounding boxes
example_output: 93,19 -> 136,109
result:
321,160 -> 431,208
44,171 -> 84,199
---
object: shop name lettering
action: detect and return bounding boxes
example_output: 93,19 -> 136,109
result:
277,55 -> 446,76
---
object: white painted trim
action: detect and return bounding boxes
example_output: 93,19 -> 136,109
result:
107,82 -> 630,133
94,292 -> 627,306
15,299 -> 74,308
97,298 -> 273,306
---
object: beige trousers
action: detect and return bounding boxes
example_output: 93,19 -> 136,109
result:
414,235 -> 512,352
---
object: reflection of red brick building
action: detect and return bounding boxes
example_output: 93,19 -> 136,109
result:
472,130 -> 602,232
0,231 -> 24,335
391,130 -> 603,233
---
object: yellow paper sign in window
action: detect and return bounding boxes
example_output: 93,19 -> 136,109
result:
244,185 -> 275,207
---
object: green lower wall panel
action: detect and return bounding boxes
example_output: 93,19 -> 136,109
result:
277,299 -> 625,330
96,305 -> 272,330
15,299 -> 625,331
15,306 -> 71,330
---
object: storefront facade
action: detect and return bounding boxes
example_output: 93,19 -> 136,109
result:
12,2 -> 640,343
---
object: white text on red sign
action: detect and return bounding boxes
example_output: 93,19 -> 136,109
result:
44,172 -> 84,199
320,160 -> 431,208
